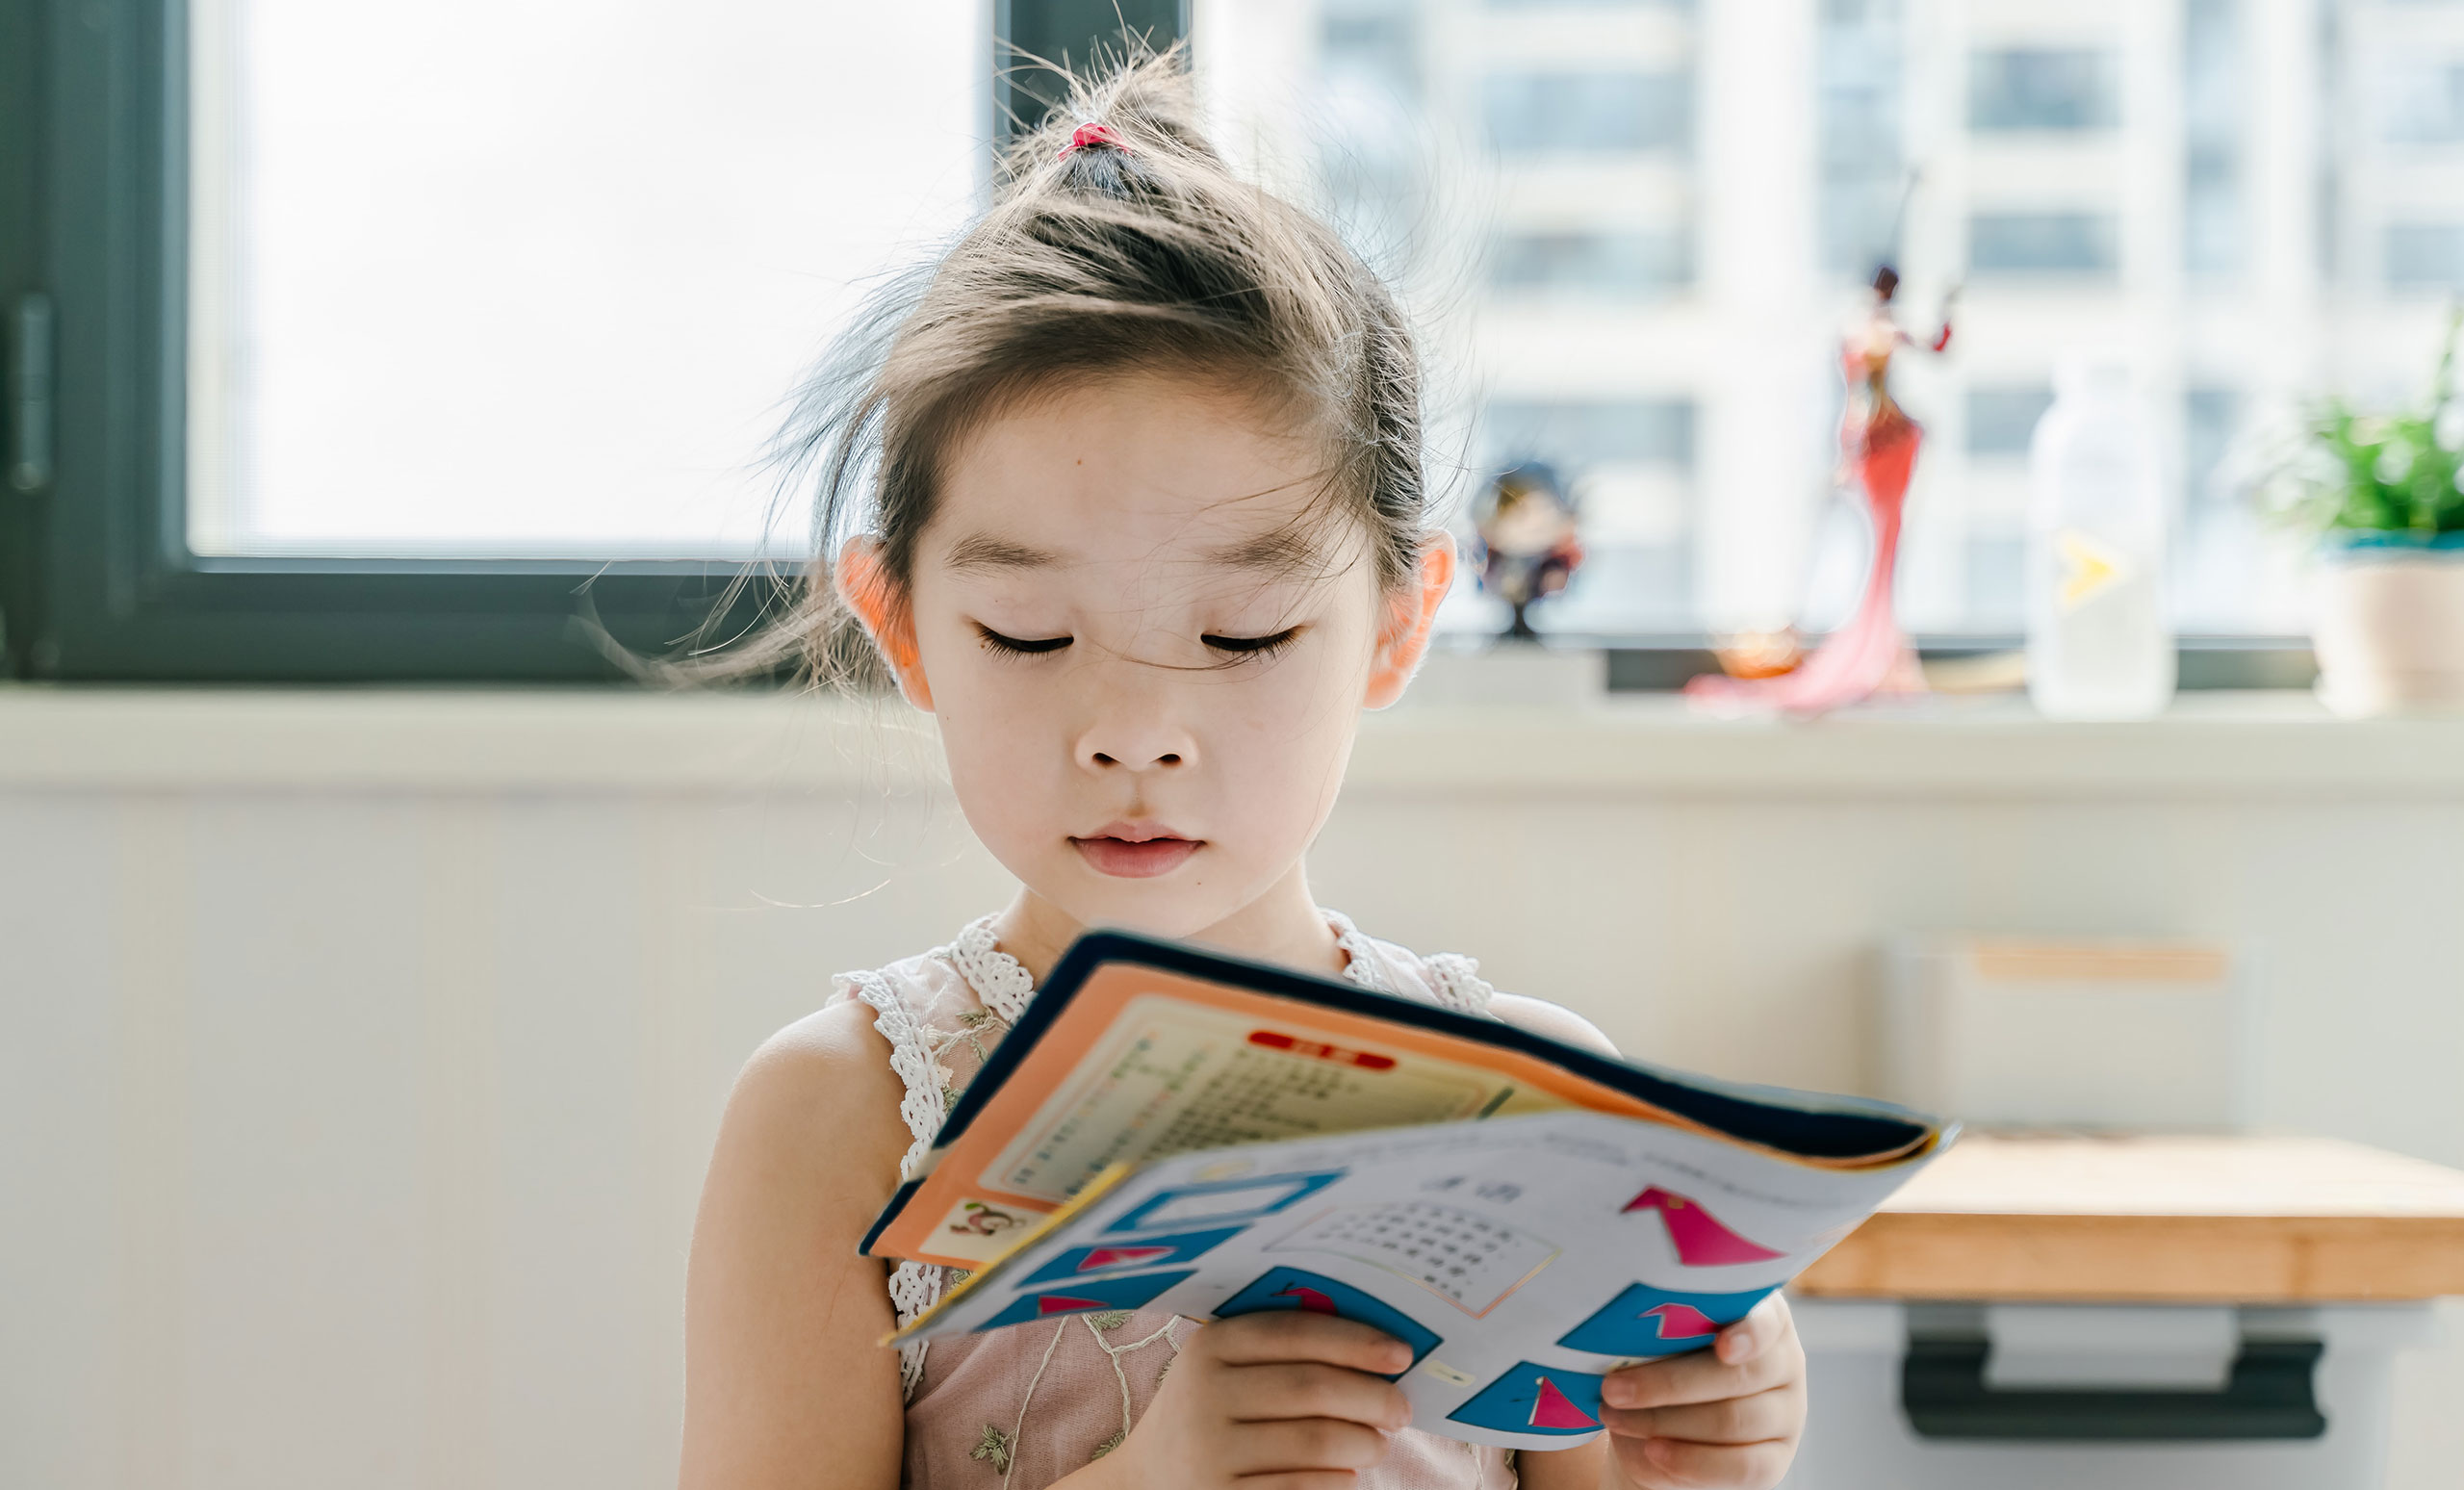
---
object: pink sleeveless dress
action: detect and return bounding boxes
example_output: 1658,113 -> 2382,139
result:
831,913 -> 1521,1490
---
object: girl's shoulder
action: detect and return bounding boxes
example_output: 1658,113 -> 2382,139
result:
1333,916 -> 1622,1058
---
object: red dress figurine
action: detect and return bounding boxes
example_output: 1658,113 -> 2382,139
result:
1688,265 -> 1954,716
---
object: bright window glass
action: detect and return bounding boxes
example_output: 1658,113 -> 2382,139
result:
1201,0 -> 2464,638
187,0 -> 982,559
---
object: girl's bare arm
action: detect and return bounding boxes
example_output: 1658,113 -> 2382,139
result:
680,1002 -> 914,1490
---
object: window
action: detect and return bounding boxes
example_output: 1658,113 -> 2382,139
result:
1483,72 -> 1692,155
1491,231 -> 1690,298
2386,223 -> 2464,289
16,0 -> 2464,680
1819,0 -> 1905,276
0,0 -> 1184,681
1199,0 -> 2464,645
1965,386 -> 2056,459
1968,212 -> 2120,278
2184,0 -> 2245,279
1968,49 -> 2118,133
2380,60 -> 2464,143
184,2 -> 980,563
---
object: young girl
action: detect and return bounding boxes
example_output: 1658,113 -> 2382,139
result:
680,53 -> 1807,1490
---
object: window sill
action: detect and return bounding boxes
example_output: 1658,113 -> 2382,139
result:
3,684 -> 2461,798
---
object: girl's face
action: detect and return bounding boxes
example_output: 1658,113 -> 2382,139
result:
842,372 -> 1448,942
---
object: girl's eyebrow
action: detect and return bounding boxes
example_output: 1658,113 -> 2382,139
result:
942,533 -> 1065,573
1206,527 -> 1320,576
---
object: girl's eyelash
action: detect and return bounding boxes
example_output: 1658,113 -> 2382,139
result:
1202,626 -> 1304,659
975,625 -> 1071,655
973,624 -> 1303,660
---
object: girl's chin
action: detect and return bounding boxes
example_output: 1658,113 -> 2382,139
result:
1033,873 -> 1240,945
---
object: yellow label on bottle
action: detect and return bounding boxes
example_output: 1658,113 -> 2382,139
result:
2057,529 -> 2126,611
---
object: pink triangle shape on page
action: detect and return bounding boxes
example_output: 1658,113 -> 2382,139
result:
1079,1246 -> 1172,1271
1275,1284 -> 1340,1314
1644,1302 -> 1721,1339
1528,1375 -> 1599,1431
1036,1294 -> 1106,1316
1622,1186 -> 1786,1266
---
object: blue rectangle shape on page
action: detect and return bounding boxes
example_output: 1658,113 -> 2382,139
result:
1105,1170 -> 1345,1233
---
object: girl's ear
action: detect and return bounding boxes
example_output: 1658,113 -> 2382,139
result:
834,538 -> 935,711
1364,532 -> 1456,710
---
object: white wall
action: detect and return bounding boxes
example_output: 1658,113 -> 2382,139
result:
2,690 -> 2458,1489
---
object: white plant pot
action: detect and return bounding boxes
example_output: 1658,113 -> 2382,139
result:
2312,544 -> 2464,717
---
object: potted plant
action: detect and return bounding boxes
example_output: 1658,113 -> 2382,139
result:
2260,309 -> 2464,716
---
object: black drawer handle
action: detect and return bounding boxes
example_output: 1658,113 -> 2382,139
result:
1901,1336 -> 2327,1441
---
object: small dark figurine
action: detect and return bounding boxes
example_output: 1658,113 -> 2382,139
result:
1472,461 -> 1585,639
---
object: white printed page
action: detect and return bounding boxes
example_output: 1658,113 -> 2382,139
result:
902,1111 -> 1939,1451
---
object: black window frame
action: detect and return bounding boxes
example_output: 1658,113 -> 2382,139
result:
0,0 -> 2309,687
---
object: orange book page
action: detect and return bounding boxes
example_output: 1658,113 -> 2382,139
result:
871,962 -> 1707,1270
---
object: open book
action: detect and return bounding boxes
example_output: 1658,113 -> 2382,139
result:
863,931 -> 1950,1451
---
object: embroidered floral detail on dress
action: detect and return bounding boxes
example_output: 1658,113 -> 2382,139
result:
1087,1310 -> 1135,1331
1090,1429 -> 1126,1460
969,1424 -> 1014,1474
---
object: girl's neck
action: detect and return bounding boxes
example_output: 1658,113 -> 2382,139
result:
989,864 -> 1346,986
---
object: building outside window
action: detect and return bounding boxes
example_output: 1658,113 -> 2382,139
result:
1203,0 -> 2464,643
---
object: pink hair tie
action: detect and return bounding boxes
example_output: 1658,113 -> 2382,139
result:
1059,121 -> 1129,159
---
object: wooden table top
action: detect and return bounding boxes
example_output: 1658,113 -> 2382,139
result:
1794,1134 -> 2464,1303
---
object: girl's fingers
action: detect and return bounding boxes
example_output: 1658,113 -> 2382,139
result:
1203,1312 -> 1413,1375
1601,1342 -> 1796,1411
1713,1294 -> 1790,1366
1610,1432 -> 1795,1490
1223,1416 -> 1392,1476
1602,1382 -> 1802,1446
1224,1361 -> 1412,1431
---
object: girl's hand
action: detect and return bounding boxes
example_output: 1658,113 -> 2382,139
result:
1068,1311 -> 1411,1490
1596,1294 -> 1806,1489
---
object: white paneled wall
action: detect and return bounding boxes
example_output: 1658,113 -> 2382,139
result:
2,692 -> 2459,1489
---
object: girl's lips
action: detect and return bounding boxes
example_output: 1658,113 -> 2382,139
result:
1070,835 -> 1202,878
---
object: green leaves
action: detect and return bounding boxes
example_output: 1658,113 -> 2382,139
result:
2263,305 -> 2464,540
2315,402 -> 2463,535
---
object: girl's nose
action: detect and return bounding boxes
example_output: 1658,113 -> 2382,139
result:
1074,712 -> 1197,774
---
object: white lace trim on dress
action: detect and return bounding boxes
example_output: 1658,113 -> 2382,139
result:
1326,909 -> 1393,994
833,967 -> 958,1397
1420,951 -> 1499,1016
949,914 -> 1039,1024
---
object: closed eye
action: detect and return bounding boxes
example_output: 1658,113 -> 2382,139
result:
975,624 -> 1071,655
1201,626 -> 1304,659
